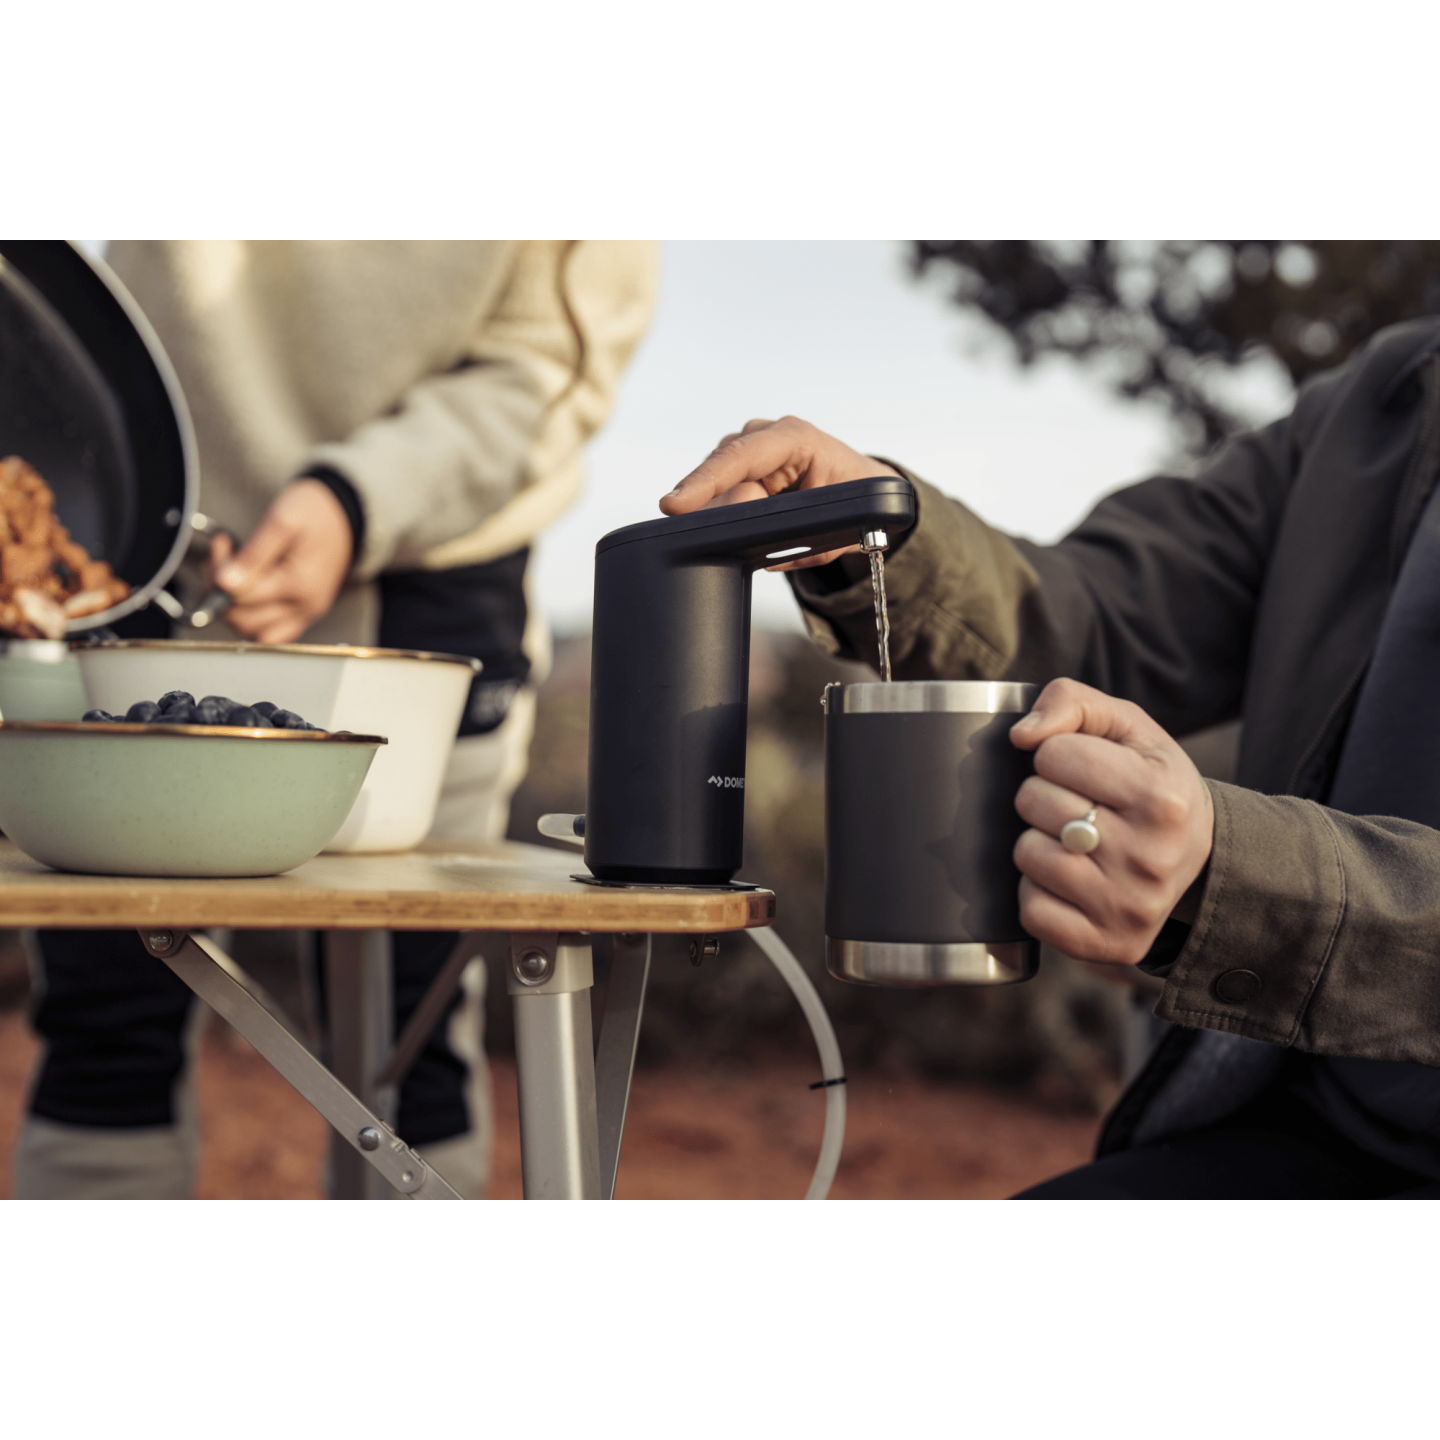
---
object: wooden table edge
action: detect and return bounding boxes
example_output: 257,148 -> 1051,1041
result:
0,840 -> 777,932
0,890 -> 776,932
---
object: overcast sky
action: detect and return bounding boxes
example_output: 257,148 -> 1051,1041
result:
535,241 -> 1291,634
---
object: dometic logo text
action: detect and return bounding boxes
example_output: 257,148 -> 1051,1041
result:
707,776 -> 745,789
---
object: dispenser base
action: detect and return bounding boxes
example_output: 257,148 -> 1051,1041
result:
571,874 -> 762,893
827,937 -> 1039,987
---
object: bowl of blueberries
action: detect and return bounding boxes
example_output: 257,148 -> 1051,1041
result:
74,641 -> 481,853
0,690 -> 386,877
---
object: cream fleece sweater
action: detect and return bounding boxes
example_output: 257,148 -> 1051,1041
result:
106,241 -> 658,579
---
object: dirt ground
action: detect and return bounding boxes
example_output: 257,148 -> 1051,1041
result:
0,1008 -> 1099,1200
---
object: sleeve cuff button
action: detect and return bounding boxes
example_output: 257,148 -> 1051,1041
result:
1213,968 -> 1263,1004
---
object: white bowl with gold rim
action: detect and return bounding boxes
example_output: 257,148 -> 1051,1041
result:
75,641 -> 479,853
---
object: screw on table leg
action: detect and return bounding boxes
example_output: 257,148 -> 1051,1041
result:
514,947 -> 555,985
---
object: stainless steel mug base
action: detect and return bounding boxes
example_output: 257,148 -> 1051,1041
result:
826,937 -> 1040,987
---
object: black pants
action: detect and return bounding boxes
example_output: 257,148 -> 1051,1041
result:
29,929 -> 471,1147
1016,1079 -> 1440,1199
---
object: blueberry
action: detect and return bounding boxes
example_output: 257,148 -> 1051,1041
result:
227,706 -> 262,727
156,702 -> 199,723
125,700 -> 162,723
82,709 -> 114,722
269,708 -> 303,728
157,690 -> 195,712
195,696 -> 230,725
251,701 -> 279,718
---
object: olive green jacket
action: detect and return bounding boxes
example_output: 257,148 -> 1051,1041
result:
791,319 -> 1440,1152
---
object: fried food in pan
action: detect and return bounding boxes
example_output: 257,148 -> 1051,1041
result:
0,456 -> 131,638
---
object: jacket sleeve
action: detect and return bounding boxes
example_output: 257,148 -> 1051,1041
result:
307,240 -> 658,578
1156,781 -> 1440,1066
791,374 -> 1338,737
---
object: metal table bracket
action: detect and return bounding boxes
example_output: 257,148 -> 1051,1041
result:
138,926 -> 460,1201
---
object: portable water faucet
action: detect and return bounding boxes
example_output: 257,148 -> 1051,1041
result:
584,477 -> 916,885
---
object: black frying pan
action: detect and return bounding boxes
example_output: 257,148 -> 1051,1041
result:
0,240 -> 196,632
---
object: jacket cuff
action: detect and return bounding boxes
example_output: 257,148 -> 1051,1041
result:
1153,781 -> 1346,1045
787,465 -> 1037,678
298,465 -> 367,568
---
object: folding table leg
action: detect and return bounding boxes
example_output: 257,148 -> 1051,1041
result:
507,931 -> 602,1199
138,927 -> 460,1200
325,931 -> 393,1200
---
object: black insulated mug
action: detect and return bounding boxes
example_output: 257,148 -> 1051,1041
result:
824,680 -> 1040,986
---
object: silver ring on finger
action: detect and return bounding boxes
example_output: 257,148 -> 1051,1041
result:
1060,806 -> 1100,854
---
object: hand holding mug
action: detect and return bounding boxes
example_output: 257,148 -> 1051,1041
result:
1009,678 -> 1214,966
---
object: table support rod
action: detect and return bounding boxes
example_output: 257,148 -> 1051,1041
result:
593,933 -> 651,1201
138,927 -> 460,1201
374,931 -> 486,1091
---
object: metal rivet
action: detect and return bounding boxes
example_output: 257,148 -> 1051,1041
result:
358,1127 -> 381,1151
400,1171 -> 414,1185
147,929 -> 174,953
515,949 -> 553,984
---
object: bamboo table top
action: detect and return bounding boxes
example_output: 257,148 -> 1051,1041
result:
0,839 -> 776,933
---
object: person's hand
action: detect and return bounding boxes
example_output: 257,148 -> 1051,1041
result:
208,479 -> 354,644
659,416 -> 900,571
1008,678 -> 1214,967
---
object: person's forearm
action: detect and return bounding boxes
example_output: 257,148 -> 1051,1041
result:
788,469 -> 1046,679
791,414 -> 1301,737
312,240 -> 657,578
1155,782 -> 1440,1067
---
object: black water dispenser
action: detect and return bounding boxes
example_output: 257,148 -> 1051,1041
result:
585,478 -> 916,885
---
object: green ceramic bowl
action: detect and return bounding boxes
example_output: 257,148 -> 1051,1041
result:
0,721 -> 386,877
0,643 -> 90,721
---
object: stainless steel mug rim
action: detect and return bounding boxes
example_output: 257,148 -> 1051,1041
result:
827,680 -> 1038,714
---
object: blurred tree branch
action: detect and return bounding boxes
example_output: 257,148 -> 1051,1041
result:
911,241 -> 1440,453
